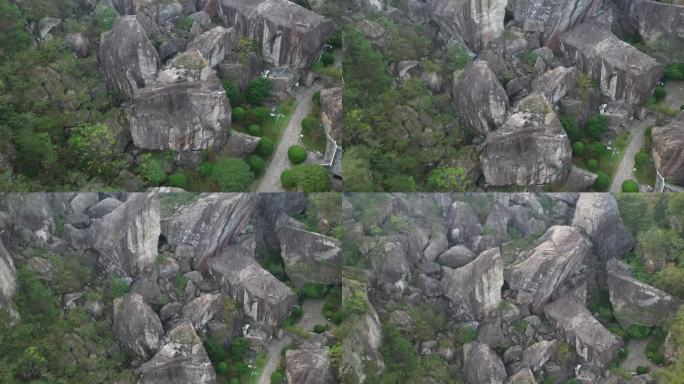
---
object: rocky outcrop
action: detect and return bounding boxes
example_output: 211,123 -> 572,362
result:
0,240 -> 18,323
463,341 -> 508,384
427,0 -> 507,52
320,87 -> 342,141
285,344 -> 334,384
5,194 -> 55,243
89,193 -> 160,277
113,293 -> 164,360
628,1 -> 684,61
217,0 -> 335,69
138,320 -> 216,384
128,70 -> 231,151
209,250 -> 297,327
276,216 -> 342,288
442,247 -> 503,320
163,193 -> 258,271
366,238 -> 410,294
531,66 -> 579,105
545,297 -> 622,368
559,23 -> 663,105
523,339 -> 557,372
507,226 -> 592,314
571,193 -> 634,262
454,60 -> 509,137
652,118 -> 684,187
100,16 -> 160,100
186,26 -> 235,68
182,293 -> 223,330
607,258 -> 683,328
481,94 -> 572,186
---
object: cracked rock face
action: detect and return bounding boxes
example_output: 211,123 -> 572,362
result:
100,16 -> 160,100
652,117 -> 684,187
113,293 -> 164,360
285,344 -> 334,384
427,0 -> 507,52
507,225 -> 592,314
454,59 -> 509,137
0,240 -> 18,323
186,26 -> 235,68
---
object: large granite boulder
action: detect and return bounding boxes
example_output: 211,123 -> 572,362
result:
628,1 -> 684,61
571,193 -> 634,262
427,0 -> 507,52
531,66 -> 579,105
447,201 -> 483,244
162,193 -> 258,271
652,118 -> 684,187
607,258 -> 683,328
138,320 -> 216,384
276,216 -> 342,288
89,193 -> 160,277
320,87 -> 342,141
507,226 -> 592,314
365,238 -> 410,294
217,0 -> 335,69
182,293 -> 224,330
100,16 -> 160,100
545,297 -> 622,368
221,131 -> 260,157
5,194 -> 55,243
0,240 -> 18,323
559,23 -> 663,105
454,59 -> 509,137
208,250 -> 297,327
463,341 -> 508,384
128,70 -> 231,151
481,94 -> 572,186
113,293 -> 164,360
285,344 -> 334,384
186,26 -> 235,68
442,247 -> 503,320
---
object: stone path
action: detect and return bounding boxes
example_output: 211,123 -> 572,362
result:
257,335 -> 291,384
609,117 -> 656,193
257,84 -> 323,192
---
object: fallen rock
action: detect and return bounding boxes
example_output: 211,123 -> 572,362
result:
652,118 -> 684,187
507,367 -> 536,384
86,197 -> 123,219
454,59 -> 509,137
427,0 -> 507,52
66,32 -> 89,58
113,293 -> 164,360
285,344 -> 334,384
463,341 -> 508,384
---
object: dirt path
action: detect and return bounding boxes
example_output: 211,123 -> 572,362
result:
609,117 -> 655,193
257,335 -> 291,384
257,84 -> 323,192
621,338 -> 659,373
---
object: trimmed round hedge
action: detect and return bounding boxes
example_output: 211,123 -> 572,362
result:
247,124 -> 262,137
622,180 -> 639,192
280,170 -> 296,189
246,154 -> 265,175
256,137 -> 275,156
287,145 -> 307,164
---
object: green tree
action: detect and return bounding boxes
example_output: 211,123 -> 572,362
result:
16,346 -> 47,380
572,141 -> 585,156
232,107 -> 246,122
427,167 -> 471,192
0,0 -> 31,57
210,158 -> 253,191
342,147 -> 375,191
68,124 -> 123,178
384,175 -> 417,192
247,124 -> 262,137
244,77 -> 272,106
587,114 -> 609,140
168,171 -> 188,188
14,130 -> 57,178
221,79 -> 243,106
136,153 -> 167,185
560,115 -> 582,143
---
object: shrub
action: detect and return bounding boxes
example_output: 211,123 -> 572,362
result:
209,158 -> 253,191
177,15 -> 193,32
16,346 -> 47,380
107,275 -> 130,299
281,170 -> 296,189
560,115 -> 582,143
168,171 -> 188,189
594,171 -> 610,191
321,52 -> 335,66
636,365 -> 650,375
271,372 -> 286,384
204,337 -> 226,364
256,137 -> 275,156
300,283 -> 328,299
291,164 -> 332,192
626,324 -> 651,339
456,323 -> 478,344
245,154 -> 265,175
664,63 -> 684,80
635,152 -> 650,167
427,167 -> 471,192
328,31 -> 342,49
313,324 -> 328,334
572,141 -> 585,156
68,124 -> 123,178
232,106 -> 246,122
246,107 -> 270,124
384,175 -> 417,192
0,0 -> 31,55
587,114 -> 609,140
216,361 -> 229,375
14,129 -> 57,177
137,154 -> 167,185
244,77 -> 272,106
587,158 -> 599,172
221,79 -> 243,106
653,86 -> 667,101
302,115 -> 321,132
622,180 -> 639,193
590,141 -> 610,158
247,124 -> 262,136
288,145 -> 307,164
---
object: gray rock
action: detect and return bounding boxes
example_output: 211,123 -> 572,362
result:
186,26 -> 235,68
64,224 -> 90,251
138,320 -> 216,384
442,247 -> 503,321
571,193 -> 635,262
221,131 -> 260,157
113,293 -> 164,360
100,16 -> 160,100
481,94 -> 572,186
545,297 -> 622,368
66,32 -> 89,58
6,194 -> 55,239
463,341 -> 508,384
86,197 -> 123,219
559,23 -> 663,105
506,76 -> 532,100
426,0 -> 507,52
159,37 -> 187,62
447,201 -> 483,244
407,227 -> 430,263
285,344 -> 334,384
454,60 -> 509,137
85,300 -> 104,320
38,17 -> 61,39
438,245 -> 476,268
160,302 -> 183,322
559,166 -> 597,192
507,367 -> 536,384
320,87 -> 343,141
182,293 -> 223,330
423,231 -> 448,263
523,340 -> 556,372
652,118 -> 684,187
70,193 -> 98,214
531,66 -> 578,105
628,1 -> 684,61
26,257 -> 54,276
131,276 -> 162,305
507,226 -> 592,314
0,240 -> 18,323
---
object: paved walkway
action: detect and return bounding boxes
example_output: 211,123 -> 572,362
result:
257,84 -> 323,192
610,117 -> 655,193
257,335 -> 291,384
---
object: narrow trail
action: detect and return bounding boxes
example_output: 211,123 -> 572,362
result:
620,338 -> 659,373
609,117 -> 656,193
257,84 -> 323,192
257,335 -> 291,384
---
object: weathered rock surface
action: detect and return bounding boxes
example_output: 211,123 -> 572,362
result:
628,1 -> 684,60
607,258 -> 683,328
559,166 -> 598,192
437,245 -> 476,269
128,71 -> 231,151
366,238 -> 410,293
221,130 -> 260,157
217,0 -> 335,69
481,94 -> 572,186
276,216 -> 342,288
100,16 -> 160,100
0,240 -> 18,322
571,193 -> 634,262
138,320 -> 216,384
652,118 -> 684,187
454,59 -> 509,137
531,66 -> 578,105
507,368 -> 536,384
427,0 -> 507,52
89,193 -> 160,277
186,26 -> 235,68
442,247 -> 503,320
182,293 -> 223,330
113,293 -> 164,360
523,339 -> 557,372
463,341 -> 508,384
320,87 -> 343,141
507,226 -> 592,314
447,201 -> 483,244
559,23 -> 663,105
545,297 -> 622,368
285,344 -> 334,384
163,193 -> 258,271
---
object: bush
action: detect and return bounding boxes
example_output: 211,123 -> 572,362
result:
300,283 -> 328,299
68,123 -> 122,178
594,171 -> 610,191
256,137 -> 275,156
281,170 -> 296,189
221,79 -> 243,106
302,115 -> 321,132
209,158 -> 253,191
216,361 -> 229,375
107,275 -> 130,299
456,323 -> 478,344
427,167 -> 471,192
572,141 -> 585,156
321,52 -> 335,66
288,145 -> 307,164
204,337 -> 226,364
247,124 -> 262,136
560,115 -> 582,143
291,164 -> 332,192
587,114 -> 609,140
626,324 -> 651,339
587,158 -> 599,172
636,365 -> 650,375
653,86 -> 667,102
328,31 -> 342,49
245,154 -> 265,175
227,337 -> 250,361
244,77 -> 272,106
14,129 -> 57,177
137,154 -> 167,185
635,152 -> 650,167
232,107 -> 246,122
246,107 -> 270,124
0,0 -> 31,55
384,175 -> 417,192
622,180 -> 639,192
16,346 -> 47,380
664,63 -> 684,80
168,171 -> 188,189
313,324 -> 328,334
